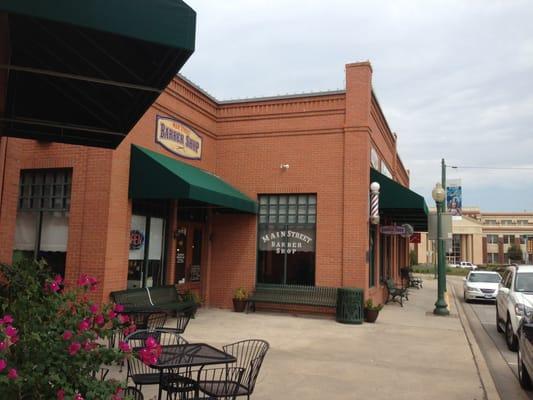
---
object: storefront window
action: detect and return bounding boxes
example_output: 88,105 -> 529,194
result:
257,194 -> 316,286
12,169 -> 71,277
128,201 -> 167,289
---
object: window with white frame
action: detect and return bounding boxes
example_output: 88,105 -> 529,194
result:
487,235 -> 498,244
503,235 -> 515,245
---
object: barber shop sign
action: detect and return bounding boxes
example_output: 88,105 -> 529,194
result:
155,116 -> 202,160
259,229 -> 314,254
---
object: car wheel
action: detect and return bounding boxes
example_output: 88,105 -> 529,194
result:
506,316 -> 519,351
496,307 -> 503,333
464,291 -> 470,303
519,346 -> 533,390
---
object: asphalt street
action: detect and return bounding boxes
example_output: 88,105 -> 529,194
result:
449,276 -> 533,400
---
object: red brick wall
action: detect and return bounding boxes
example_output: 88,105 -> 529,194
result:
0,138 -> 113,301
0,61 -> 414,310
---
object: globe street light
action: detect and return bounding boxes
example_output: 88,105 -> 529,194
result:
432,182 -> 449,315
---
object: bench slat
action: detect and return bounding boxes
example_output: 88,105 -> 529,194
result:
248,284 -> 338,308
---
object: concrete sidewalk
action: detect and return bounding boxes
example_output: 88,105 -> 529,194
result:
114,277 -> 494,399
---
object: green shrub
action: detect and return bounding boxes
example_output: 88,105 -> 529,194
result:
364,299 -> 383,311
0,259 -> 147,399
233,287 -> 248,301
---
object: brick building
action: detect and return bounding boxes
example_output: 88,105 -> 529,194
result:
0,61 -> 427,310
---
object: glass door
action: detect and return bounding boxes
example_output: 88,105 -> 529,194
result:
175,223 -> 204,289
128,215 -> 166,289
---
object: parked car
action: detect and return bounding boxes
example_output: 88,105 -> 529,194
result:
451,261 -> 478,270
463,271 -> 502,302
517,315 -> 533,390
496,265 -> 533,351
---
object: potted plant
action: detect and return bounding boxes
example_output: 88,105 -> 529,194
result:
232,287 -> 248,312
363,298 -> 383,323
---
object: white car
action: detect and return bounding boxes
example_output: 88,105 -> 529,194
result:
496,265 -> 533,351
463,271 -> 502,302
452,261 -> 478,270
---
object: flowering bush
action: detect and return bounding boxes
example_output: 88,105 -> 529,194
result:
0,259 -> 158,399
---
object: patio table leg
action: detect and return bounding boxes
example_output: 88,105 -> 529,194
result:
158,369 -> 163,400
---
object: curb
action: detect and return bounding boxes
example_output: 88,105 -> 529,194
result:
449,281 -> 501,400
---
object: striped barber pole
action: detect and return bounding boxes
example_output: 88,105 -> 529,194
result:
370,182 -> 380,224
370,193 -> 379,218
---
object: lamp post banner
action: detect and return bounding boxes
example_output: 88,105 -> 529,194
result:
446,179 -> 462,216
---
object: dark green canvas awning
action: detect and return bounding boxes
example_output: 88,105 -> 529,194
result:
0,0 -> 196,148
370,168 -> 428,231
130,145 -> 258,214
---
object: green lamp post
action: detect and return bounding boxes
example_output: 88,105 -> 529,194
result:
432,182 -> 449,316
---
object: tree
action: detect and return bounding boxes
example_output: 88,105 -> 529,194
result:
508,243 -> 523,263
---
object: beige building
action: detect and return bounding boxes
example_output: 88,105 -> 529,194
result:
416,208 -> 533,266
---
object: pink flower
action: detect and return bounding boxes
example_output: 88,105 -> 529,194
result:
107,310 -> 117,319
77,274 -> 90,287
54,274 -> 63,284
114,304 -> 124,313
78,319 -> 91,332
0,359 -> 6,372
48,281 -> 60,292
117,314 -> 129,324
5,326 -> 17,337
2,315 -> 13,324
145,336 -> 158,349
123,323 -> 136,336
89,304 -> 99,315
10,335 -> 19,345
118,341 -> 131,353
74,394 -> 84,400
62,330 -> 73,341
0,341 -> 6,351
7,368 -> 17,380
82,340 -> 97,351
95,314 -> 105,326
56,389 -> 65,400
68,342 -> 81,356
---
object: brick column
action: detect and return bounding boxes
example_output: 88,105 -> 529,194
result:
498,238 -> 504,264
342,62 -> 373,288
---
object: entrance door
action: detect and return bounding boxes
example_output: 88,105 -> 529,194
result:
128,215 -> 166,289
175,223 -> 204,292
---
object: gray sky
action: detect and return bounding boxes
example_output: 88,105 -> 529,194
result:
181,0 -> 533,212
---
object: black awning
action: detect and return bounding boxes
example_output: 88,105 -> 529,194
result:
371,168 -> 428,231
0,0 -> 196,148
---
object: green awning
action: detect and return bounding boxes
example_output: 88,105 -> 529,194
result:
371,168 -> 428,231
130,145 -> 258,214
0,0 -> 196,148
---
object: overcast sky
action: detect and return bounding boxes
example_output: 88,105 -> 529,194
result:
181,0 -> 533,212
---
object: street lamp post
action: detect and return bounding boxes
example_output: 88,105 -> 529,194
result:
432,182 -> 449,316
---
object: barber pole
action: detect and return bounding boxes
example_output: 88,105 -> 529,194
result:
370,182 -> 380,224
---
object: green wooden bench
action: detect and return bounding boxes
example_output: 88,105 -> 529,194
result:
385,279 -> 408,307
246,284 -> 338,313
110,285 -> 197,316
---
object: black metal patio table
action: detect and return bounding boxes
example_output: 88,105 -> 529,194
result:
147,343 -> 237,400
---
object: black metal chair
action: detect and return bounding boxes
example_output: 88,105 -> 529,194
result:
109,311 -> 168,349
196,339 -> 270,399
175,311 -> 191,333
122,386 -> 144,400
125,328 -> 188,392
90,367 -> 109,381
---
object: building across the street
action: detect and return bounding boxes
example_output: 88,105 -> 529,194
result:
416,208 -> 533,266
0,61 -> 428,310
